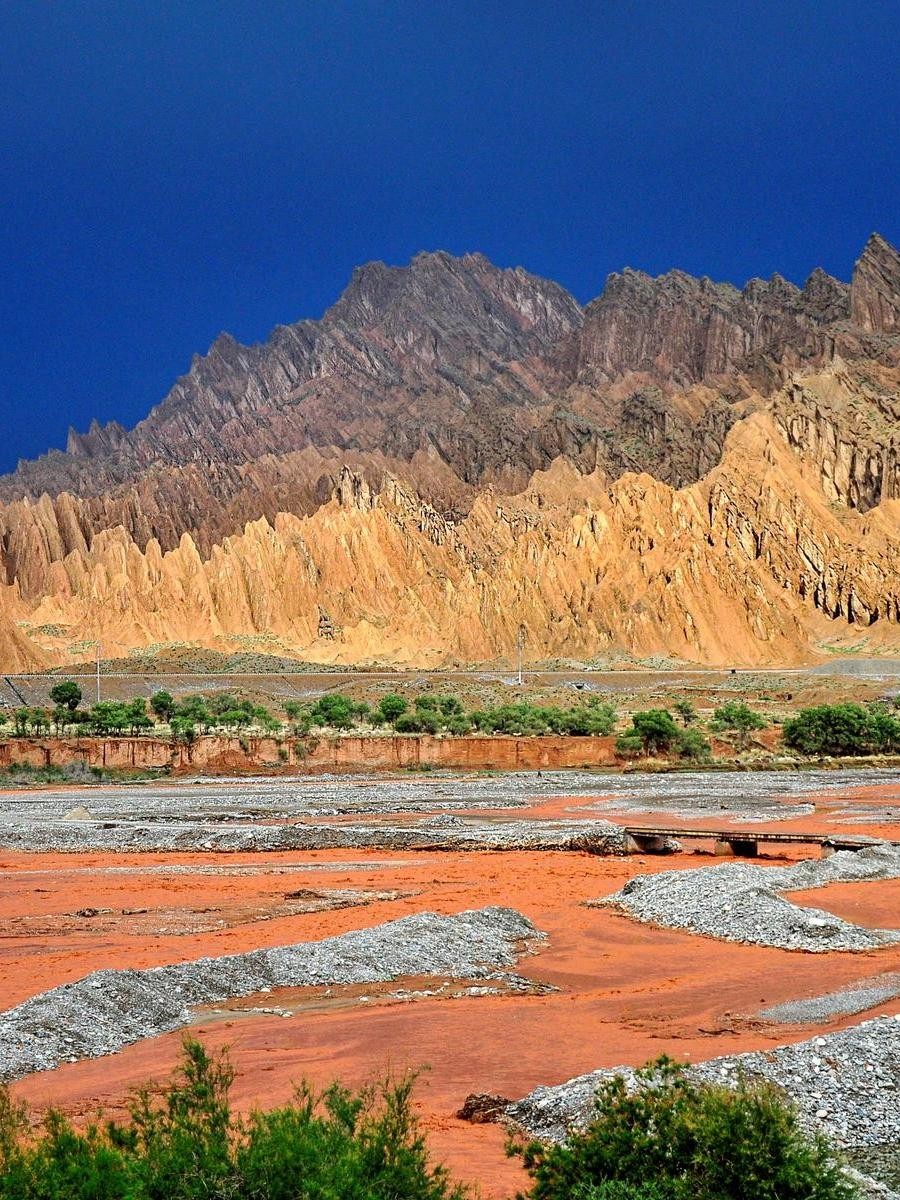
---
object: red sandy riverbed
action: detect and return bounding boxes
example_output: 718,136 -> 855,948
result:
6,827 -> 900,1198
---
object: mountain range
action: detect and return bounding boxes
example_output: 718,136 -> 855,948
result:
1,233 -> 898,670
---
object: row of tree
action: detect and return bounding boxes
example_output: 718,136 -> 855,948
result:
5,684 -> 282,742
5,684 -> 900,759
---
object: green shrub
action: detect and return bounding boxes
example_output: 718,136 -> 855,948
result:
0,1040 -> 466,1199
782,703 -> 900,756
394,713 -> 439,734
562,702 -> 617,737
675,727 -> 710,761
614,732 -> 644,758
378,694 -> 408,724
516,1057 -> 854,1200
710,702 -> 767,749
615,710 -> 680,756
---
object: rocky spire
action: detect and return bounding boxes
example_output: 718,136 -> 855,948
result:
850,233 -> 900,333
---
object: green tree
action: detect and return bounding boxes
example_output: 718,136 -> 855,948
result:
563,703 -> 617,736
150,691 -> 176,722
867,705 -> 900,753
675,727 -> 711,761
616,710 -> 680,756
173,697 -> 211,733
169,716 -> 196,746
710,702 -> 767,749
28,708 -> 51,736
377,694 -> 408,725
124,698 -> 153,736
310,694 -> 355,730
517,1057 -> 854,1200
284,700 -> 313,734
253,705 -> 281,733
674,699 -> 697,727
782,703 -> 896,757
88,702 -> 129,735
49,681 -> 82,713
12,709 -> 29,737
52,707 -> 74,736
393,713 -> 422,733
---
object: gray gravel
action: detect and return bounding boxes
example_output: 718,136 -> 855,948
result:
506,1014 -> 900,1151
0,906 -> 539,1082
0,813 -> 629,854
595,844 -> 900,951
2,768 -> 898,853
761,973 -> 900,1023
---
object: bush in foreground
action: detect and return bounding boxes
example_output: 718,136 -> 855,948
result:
0,1040 -> 466,1200
515,1057 -> 854,1200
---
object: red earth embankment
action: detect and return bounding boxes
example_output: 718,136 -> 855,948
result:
0,732 -> 619,774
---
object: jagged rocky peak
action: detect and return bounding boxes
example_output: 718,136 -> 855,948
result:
66,418 -> 128,458
571,253 -> 857,385
324,248 -> 583,360
851,232 -> 900,332
801,267 -> 850,322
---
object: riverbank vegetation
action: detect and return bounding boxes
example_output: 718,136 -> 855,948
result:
1,683 -> 899,763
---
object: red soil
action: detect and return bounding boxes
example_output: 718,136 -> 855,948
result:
7,840 -> 900,1198
789,877 -> 900,929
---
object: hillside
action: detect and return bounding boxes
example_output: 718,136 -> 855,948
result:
1,234 -> 898,669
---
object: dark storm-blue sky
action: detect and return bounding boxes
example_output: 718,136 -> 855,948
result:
1,2 -> 898,473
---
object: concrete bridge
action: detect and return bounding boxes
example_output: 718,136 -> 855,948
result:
621,824 -> 882,858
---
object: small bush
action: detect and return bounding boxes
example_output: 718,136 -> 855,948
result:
675,727 -> 710,761
516,1057 -> 854,1200
0,1040 -> 467,1200
614,732 -> 644,758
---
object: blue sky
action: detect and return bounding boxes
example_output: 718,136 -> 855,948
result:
1,1 -> 898,472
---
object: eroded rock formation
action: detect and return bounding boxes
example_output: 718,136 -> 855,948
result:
1,235 -> 898,669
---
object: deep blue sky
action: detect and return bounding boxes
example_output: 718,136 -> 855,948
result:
1,2 -> 898,473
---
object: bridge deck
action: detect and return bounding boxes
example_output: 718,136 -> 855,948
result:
622,825 -> 882,851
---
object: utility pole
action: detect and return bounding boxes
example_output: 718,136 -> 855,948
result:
516,626 -> 525,687
87,640 -> 101,703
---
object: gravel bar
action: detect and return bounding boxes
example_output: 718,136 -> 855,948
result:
0,906 -> 539,1082
0,814 -> 629,854
761,973 -> 900,1023
595,844 -> 900,951
506,1014 -> 900,1152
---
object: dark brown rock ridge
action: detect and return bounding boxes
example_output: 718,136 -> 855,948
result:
0,235 -> 897,668
851,233 -> 900,334
563,266 -> 849,386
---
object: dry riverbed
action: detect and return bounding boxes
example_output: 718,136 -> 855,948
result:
3,769 -> 900,1197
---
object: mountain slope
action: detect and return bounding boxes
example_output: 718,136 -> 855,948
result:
1,235 -> 898,669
